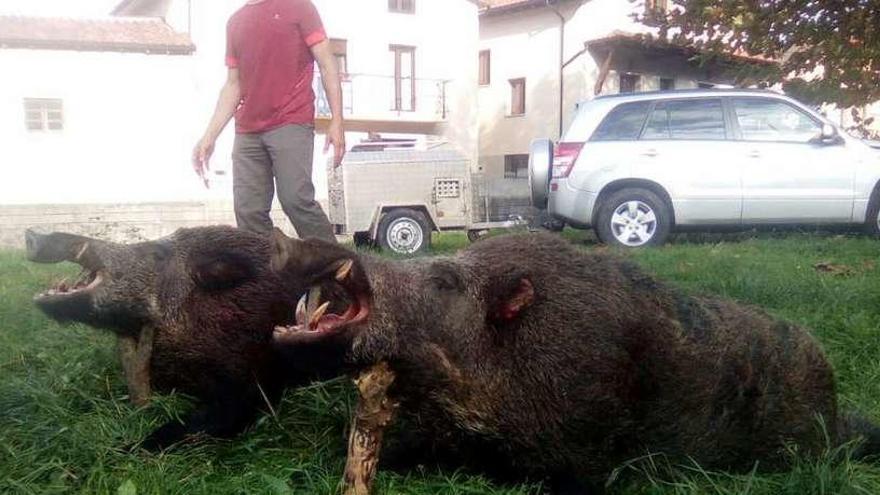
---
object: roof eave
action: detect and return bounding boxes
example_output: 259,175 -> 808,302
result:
0,39 -> 195,55
480,0 -> 549,17
586,35 -> 778,67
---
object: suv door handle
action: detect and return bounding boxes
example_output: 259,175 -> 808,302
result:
748,150 -> 761,158
642,148 -> 659,157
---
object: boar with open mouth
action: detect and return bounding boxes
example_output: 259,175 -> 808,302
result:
26,226 -> 330,451
270,230 -> 880,493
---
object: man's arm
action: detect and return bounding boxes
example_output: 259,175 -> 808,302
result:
192,68 -> 241,187
311,39 -> 346,166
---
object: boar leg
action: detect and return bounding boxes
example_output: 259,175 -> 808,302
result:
342,362 -> 399,495
140,378 -> 281,452
117,325 -> 155,406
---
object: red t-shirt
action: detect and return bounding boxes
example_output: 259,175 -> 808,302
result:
226,0 -> 327,134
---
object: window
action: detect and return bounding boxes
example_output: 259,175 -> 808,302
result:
510,78 -> 525,115
733,98 -> 822,143
659,77 -> 675,91
391,45 -> 416,111
24,98 -> 63,131
591,101 -> 651,141
619,73 -> 640,93
504,154 -> 529,179
642,99 -> 727,140
330,38 -> 348,79
479,50 -> 491,86
388,0 -> 414,13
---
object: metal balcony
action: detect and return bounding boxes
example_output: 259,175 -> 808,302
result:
314,73 -> 449,124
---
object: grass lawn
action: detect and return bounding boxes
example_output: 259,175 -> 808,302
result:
1,230 -> 880,494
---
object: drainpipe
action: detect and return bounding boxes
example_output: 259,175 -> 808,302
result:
548,0 -> 565,139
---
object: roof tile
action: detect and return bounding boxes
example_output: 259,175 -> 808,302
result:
0,15 -> 194,54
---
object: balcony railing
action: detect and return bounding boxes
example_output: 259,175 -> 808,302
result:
314,73 -> 448,122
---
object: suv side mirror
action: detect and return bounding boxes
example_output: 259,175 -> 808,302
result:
821,124 -> 836,139
818,123 -> 842,145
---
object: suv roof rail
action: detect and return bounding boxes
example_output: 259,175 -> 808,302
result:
593,88 -> 781,101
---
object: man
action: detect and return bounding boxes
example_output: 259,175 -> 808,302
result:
192,0 -> 344,243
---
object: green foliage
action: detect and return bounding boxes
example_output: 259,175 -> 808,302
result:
2,230 -> 880,494
659,1 -> 880,111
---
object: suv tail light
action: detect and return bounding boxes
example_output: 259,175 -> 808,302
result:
551,142 -> 584,179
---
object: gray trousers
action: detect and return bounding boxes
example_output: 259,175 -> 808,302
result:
232,124 -> 336,242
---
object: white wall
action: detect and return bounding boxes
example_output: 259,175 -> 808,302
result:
0,48 -> 211,205
478,0 -> 726,177
478,7 -> 561,177
478,0 -> 651,176
312,0 -> 480,161
0,0 -> 480,210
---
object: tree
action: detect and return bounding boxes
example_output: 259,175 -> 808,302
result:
655,1 -> 879,134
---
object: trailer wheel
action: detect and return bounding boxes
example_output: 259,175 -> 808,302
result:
467,229 -> 488,243
377,209 -> 431,255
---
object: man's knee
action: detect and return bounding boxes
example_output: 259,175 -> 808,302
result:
234,195 -> 273,233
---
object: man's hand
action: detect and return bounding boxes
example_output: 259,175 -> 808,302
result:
325,119 -> 346,167
192,136 -> 215,188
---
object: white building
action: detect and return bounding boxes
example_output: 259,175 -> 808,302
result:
0,0 -> 480,247
477,0 -> 775,181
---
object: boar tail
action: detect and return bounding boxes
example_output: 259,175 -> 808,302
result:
837,412 -> 880,460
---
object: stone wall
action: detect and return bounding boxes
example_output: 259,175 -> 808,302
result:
0,201 -> 324,249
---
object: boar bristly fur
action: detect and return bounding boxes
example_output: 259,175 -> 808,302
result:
28,226 -> 329,450
271,232 -> 880,491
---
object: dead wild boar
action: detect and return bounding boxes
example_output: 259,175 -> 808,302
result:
269,230 -> 880,493
26,226 -> 328,451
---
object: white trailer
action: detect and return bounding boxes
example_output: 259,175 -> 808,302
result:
328,142 -> 525,254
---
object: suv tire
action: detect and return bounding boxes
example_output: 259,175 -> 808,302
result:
865,187 -> 880,238
596,188 -> 672,248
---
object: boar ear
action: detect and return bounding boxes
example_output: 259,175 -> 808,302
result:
490,277 -> 535,322
192,251 -> 256,291
270,228 -> 293,273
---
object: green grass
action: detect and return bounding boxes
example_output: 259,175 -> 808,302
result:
2,230 -> 880,494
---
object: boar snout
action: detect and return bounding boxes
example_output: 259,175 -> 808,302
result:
271,229 -> 372,347
25,229 -> 104,269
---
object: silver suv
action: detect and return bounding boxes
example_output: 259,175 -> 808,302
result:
529,89 -> 880,247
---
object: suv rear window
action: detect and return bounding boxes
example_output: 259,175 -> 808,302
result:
642,99 -> 727,140
590,101 -> 651,141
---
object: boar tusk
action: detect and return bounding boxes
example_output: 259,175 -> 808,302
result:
74,242 -> 89,262
306,286 -> 322,318
336,259 -> 354,282
309,301 -> 330,328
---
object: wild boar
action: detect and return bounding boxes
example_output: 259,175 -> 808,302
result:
269,230 -> 880,493
26,226 -> 326,451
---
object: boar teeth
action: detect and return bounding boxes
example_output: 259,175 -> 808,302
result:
296,294 -> 308,324
335,259 -> 354,282
309,301 -> 330,328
